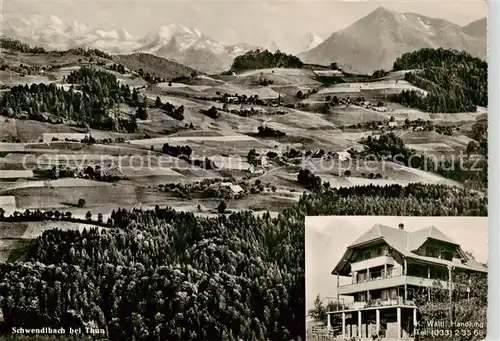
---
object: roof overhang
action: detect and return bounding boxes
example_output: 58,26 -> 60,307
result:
331,249 -> 354,275
332,237 -> 390,275
405,254 -> 487,273
347,237 -> 385,249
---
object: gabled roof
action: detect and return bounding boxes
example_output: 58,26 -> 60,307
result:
332,223 -> 487,274
349,223 -> 408,250
408,225 -> 456,251
349,224 -> 456,251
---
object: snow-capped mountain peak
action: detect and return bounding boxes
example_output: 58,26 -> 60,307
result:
2,16 -> 258,73
156,24 -> 202,41
91,28 -> 133,41
49,15 -> 65,27
305,32 -> 324,51
138,24 -> 209,53
299,7 -> 487,73
118,28 -> 134,41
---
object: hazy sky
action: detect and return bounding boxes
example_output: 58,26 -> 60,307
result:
305,216 -> 488,311
2,0 -> 488,51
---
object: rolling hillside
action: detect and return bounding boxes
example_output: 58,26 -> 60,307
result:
113,52 -> 197,79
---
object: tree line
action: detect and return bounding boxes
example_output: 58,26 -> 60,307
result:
0,36 -> 46,53
161,143 -> 193,159
391,48 -> 487,113
0,36 -> 112,60
0,67 -> 139,131
230,49 -> 303,71
257,125 -> 286,138
154,96 -> 185,120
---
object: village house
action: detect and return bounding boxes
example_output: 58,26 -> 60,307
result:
247,165 -> 264,174
326,223 -> 487,340
220,182 -> 244,194
226,96 -> 239,103
332,152 -> 351,162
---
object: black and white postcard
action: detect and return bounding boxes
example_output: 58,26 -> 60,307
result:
0,1 -> 488,340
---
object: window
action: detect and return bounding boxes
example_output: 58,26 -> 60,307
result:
359,293 -> 366,302
378,246 -> 389,256
390,289 -> 397,300
358,273 -> 365,282
364,250 -> 371,260
356,252 -> 364,262
381,290 -> 389,301
427,247 -> 439,258
441,250 -> 453,261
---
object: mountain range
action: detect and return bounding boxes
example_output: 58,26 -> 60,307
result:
462,17 -> 487,39
130,24 -> 258,73
299,7 -> 487,74
2,9 -> 486,74
2,17 -> 257,73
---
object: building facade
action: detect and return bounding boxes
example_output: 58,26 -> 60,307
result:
327,223 -> 487,340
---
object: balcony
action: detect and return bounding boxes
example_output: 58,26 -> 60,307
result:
350,255 -> 396,272
338,274 -> 449,295
329,297 -> 416,312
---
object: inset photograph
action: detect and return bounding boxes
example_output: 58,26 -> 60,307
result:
306,216 -> 488,341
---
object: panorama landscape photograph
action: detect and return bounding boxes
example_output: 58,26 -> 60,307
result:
0,0 -> 489,340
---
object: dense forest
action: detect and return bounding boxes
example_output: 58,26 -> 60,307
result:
391,48 -> 487,113
357,133 -> 414,165
0,67 -> 138,131
0,183 -> 488,341
230,50 -> 303,71
297,169 -> 322,192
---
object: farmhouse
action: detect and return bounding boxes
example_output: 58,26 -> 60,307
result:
220,182 -> 244,194
313,70 -> 343,77
327,223 -> 487,340
247,165 -> 264,174
332,152 -> 351,161
226,96 -> 239,103
250,107 -> 268,114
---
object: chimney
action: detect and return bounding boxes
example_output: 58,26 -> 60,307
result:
398,223 -> 404,230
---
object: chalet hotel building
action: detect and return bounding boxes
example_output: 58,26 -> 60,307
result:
326,223 -> 487,340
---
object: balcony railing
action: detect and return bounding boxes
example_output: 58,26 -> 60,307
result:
354,267 -> 402,284
350,255 -> 396,272
328,296 -> 416,312
339,275 -> 449,295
